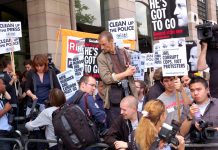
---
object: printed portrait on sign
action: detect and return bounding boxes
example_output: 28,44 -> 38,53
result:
186,41 -> 198,72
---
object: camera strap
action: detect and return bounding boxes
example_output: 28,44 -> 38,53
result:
49,69 -> 54,89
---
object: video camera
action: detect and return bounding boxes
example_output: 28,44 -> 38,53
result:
196,22 -> 218,49
47,53 -> 60,74
158,120 -> 181,146
190,119 -> 217,143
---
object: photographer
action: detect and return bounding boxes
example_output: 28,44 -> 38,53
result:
197,41 -> 218,98
25,88 -> 66,150
135,99 -> 185,150
180,76 -> 218,149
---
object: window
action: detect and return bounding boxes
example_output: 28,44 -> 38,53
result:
75,0 -> 107,33
197,0 -> 207,20
135,1 -> 152,53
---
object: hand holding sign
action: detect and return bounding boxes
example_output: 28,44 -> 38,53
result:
174,77 -> 182,92
125,65 -> 136,76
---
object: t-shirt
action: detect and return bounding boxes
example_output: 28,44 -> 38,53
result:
158,92 -> 185,124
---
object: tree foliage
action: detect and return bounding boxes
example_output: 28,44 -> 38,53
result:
75,0 -> 95,25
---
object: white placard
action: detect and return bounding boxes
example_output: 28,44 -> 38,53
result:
141,53 -> 147,72
153,43 -> 162,68
108,18 -> 135,40
160,38 -> 188,76
0,22 -> 22,38
129,51 -> 144,80
0,37 -> 20,54
145,53 -> 154,68
67,53 -> 84,81
57,69 -> 79,100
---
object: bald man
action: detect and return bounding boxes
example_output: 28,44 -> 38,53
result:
104,96 -> 141,150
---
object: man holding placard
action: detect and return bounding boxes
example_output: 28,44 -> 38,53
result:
158,73 -> 192,124
97,31 -> 138,127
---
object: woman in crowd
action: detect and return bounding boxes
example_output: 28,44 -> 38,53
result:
135,100 -> 185,150
25,54 -> 60,113
25,88 -> 66,150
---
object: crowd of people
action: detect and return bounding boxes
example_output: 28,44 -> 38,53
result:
0,30 -> 217,150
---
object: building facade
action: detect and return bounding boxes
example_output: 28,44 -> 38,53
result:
0,0 -> 217,70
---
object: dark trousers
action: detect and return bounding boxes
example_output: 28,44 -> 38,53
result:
105,107 -> 120,128
0,130 -> 12,150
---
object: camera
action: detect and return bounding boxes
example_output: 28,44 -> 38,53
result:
158,120 -> 181,146
120,79 -> 130,97
196,22 -> 218,49
190,119 -> 216,143
47,53 -> 60,74
8,108 -> 15,125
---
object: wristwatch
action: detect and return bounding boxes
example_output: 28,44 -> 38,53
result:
187,115 -> 193,121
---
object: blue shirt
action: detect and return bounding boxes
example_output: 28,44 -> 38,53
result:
0,99 -> 12,131
68,90 -> 106,124
35,72 -> 51,104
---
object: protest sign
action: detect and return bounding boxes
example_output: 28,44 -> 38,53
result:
145,53 -> 154,68
60,30 -> 99,72
186,41 -> 198,72
0,37 -> 20,54
0,22 -> 22,38
160,38 -> 188,76
148,0 -> 189,40
108,18 -> 135,41
67,53 -> 84,81
67,38 -> 85,54
84,38 -> 101,79
57,69 -> 79,100
128,51 -> 143,80
141,53 -> 147,73
153,43 -> 162,68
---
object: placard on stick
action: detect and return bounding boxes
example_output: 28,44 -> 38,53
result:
160,38 -> 188,76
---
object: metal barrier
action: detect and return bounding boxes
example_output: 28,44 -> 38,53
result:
0,137 -> 23,150
25,139 -> 109,150
185,143 -> 218,148
24,139 -> 59,150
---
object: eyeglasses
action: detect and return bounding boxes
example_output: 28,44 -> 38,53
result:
85,83 -> 97,88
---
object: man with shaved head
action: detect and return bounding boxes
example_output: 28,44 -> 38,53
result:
97,31 -> 138,127
104,96 -> 141,150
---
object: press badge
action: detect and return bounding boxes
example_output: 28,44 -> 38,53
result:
167,107 -> 175,113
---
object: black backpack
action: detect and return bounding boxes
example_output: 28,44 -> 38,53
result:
52,90 -> 99,150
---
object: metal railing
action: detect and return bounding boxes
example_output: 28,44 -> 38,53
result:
0,137 -> 23,150
185,143 -> 218,148
24,139 -> 59,150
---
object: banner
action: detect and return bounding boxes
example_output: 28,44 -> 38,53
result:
83,38 -> 101,79
108,18 -> 135,41
153,43 -> 162,68
67,53 -> 84,81
186,41 -> 198,72
145,53 -> 154,68
61,29 -> 98,69
57,69 -> 79,100
149,0 -> 189,40
0,37 -> 20,54
160,38 -> 188,76
0,22 -> 22,38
